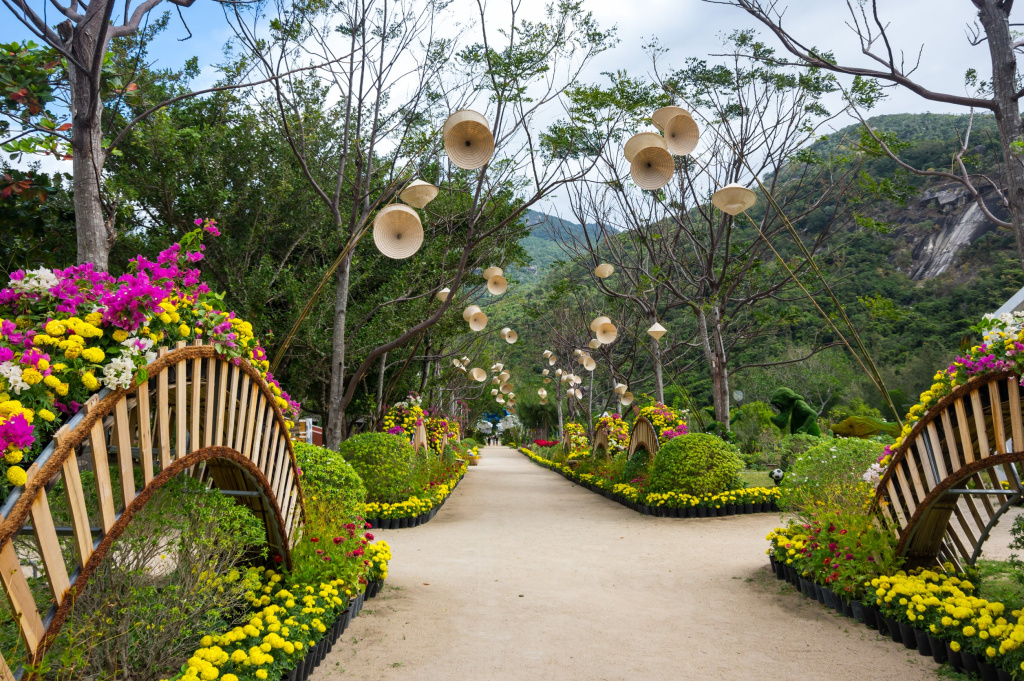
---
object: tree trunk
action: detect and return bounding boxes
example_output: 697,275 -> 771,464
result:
324,251 -> 354,448
978,0 -> 1024,274
65,23 -> 112,270
556,382 -> 564,439
651,325 -> 665,403
698,307 -> 731,430
375,351 -> 387,422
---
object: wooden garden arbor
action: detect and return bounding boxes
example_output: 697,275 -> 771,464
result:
0,341 -> 305,675
874,371 -> 1024,570
626,416 -> 660,461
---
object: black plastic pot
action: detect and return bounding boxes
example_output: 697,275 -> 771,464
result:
998,667 -> 1014,681
799,577 -> 812,598
946,643 -> 963,672
898,622 -> 918,649
814,583 -> 825,604
883,616 -> 902,643
821,586 -> 835,609
708,507 -> 719,517
850,599 -> 865,622
697,507 -> 707,518
840,597 -> 852,617
744,503 -> 754,514
978,660 -> 999,681
725,504 -> 736,515
913,628 -> 932,656
760,501 -> 771,512
962,650 -> 980,676
862,604 -> 878,629
928,635 -> 947,664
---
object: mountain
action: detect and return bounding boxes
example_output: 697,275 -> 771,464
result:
516,209 -> 600,279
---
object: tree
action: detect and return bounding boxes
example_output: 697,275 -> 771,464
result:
723,0 -> 1024,277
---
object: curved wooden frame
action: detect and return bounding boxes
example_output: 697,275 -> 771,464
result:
627,416 -> 659,461
592,425 -> 610,460
0,342 -> 305,671
412,421 -> 429,454
873,371 -> 1024,569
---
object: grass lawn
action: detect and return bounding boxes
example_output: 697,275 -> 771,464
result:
739,470 -> 775,488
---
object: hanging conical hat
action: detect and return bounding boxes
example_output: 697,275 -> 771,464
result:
574,349 -> 583,357
491,388 -> 499,395
623,132 -> 665,163
443,109 -> 495,169
555,368 -> 563,376
543,377 -> 551,384
542,350 -> 552,358
583,356 -> 596,371
548,355 -> 556,366
540,398 -> 547,404
620,391 -> 634,406
435,287 -> 450,302
594,263 -> 614,278
597,322 -> 618,344
588,339 -> 601,350
500,382 -> 513,394
712,183 -> 757,215
574,388 -> 583,399
452,358 -> 464,368
652,107 -> 700,156
499,371 -> 510,382
400,179 -> 439,208
469,311 -> 488,331
538,388 -> 547,398
483,266 -> 503,280
461,356 -> 470,364
469,367 -> 487,382
463,305 -> 481,321
573,375 -> 583,385
458,365 -> 467,372
496,396 -> 505,404
487,275 -> 507,295
373,204 -> 424,259
647,322 -> 667,340
504,329 -> 518,344
491,376 -> 501,385
590,315 -> 611,333
493,363 -> 504,372
542,369 -> 549,376
631,146 -> 675,191
614,382 -> 628,395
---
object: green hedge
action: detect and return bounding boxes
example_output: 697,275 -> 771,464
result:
647,433 -> 742,496
293,442 -> 367,511
780,437 -> 884,514
337,433 -> 414,504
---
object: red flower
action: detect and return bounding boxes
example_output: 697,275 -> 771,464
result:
365,533 -> 374,541
310,537 -> 320,543
273,555 -> 283,563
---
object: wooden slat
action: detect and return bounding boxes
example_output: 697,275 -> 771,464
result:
894,464 -> 917,517
85,397 -> 116,534
262,421 -> 280,481
961,487 -> 988,530
0,541 -> 44,657
944,521 -> 971,559
225,365 -> 241,453
176,341 -> 188,461
203,355 -> 215,448
56,427 -> 93,566
902,451 -> 927,506
955,398 -> 976,465
1010,376 -> 1024,453
885,477 -> 908,527
927,423 -> 949,481
0,648 -> 16,681
113,398 -> 135,506
941,409 -> 963,473
157,348 -> 171,471
234,374 -> 251,451
29,487 -> 71,606
952,503 -> 980,548
251,395 -> 269,469
214,361 -> 229,447
136,380 -> 154,485
242,381 -> 259,459
914,439 -> 937,490
255,402 -> 274,470
191,342 -> 203,453
990,381 -> 1008,453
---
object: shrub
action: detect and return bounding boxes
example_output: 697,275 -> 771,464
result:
294,442 -> 367,510
620,449 -> 652,487
776,432 -> 823,470
779,437 -> 884,516
730,401 -> 781,457
646,433 -> 742,496
337,433 -> 414,503
461,437 -> 478,447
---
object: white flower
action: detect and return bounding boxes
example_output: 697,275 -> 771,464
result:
862,462 -> 884,487
9,267 -> 58,296
102,355 -> 137,390
0,362 -> 29,394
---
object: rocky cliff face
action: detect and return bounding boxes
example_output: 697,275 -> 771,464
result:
894,183 -> 1008,281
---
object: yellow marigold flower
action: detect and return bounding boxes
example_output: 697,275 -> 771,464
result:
179,324 -> 191,337
56,382 -> 69,396
44,375 -> 61,389
84,311 -> 102,326
5,449 -> 23,464
38,409 -> 55,422
112,329 -> 129,342
7,466 -> 27,487
44,320 -> 65,336
256,671 -> 268,680
81,347 -> 105,363
21,368 -> 42,385
82,372 -> 99,391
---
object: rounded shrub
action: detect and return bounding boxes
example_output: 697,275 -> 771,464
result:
780,437 -> 884,515
293,442 -> 367,510
336,433 -> 414,504
647,433 -> 742,495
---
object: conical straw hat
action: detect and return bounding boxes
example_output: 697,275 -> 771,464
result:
541,369 -> 549,376
462,356 -> 470,364
543,377 -> 551,384
452,358 -> 463,368
614,382 -> 628,395
573,375 -> 583,385
590,315 -> 611,333
491,388 -> 499,395
555,369 -> 563,376
588,339 -> 601,349
500,327 -> 511,339
436,287 -> 450,302
631,146 -> 675,190
542,350 -> 552,358
653,107 -> 699,156
400,179 -> 439,208
574,349 -> 583,357
594,263 -> 614,278
508,392 -> 516,399
583,356 -> 596,371
574,388 -> 583,399
492,376 -> 501,385
596,322 -> 618,344
373,204 -> 424,259
624,132 -> 666,163
620,391 -> 634,406
538,388 -> 547,398
443,110 -> 494,169
469,311 -> 488,331
712,183 -> 757,215
493,363 -> 504,372
496,396 -> 505,404
540,398 -> 547,404
647,322 -> 667,340
470,367 -> 487,382
548,355 -> 556,366
463,305 -> 481,321
483,266 -> 503,280
487,275 -> 507,295
499,371 -> 510,382
504,329 -> 518,344
500,382 -> 513,394
458,365 -> 467,372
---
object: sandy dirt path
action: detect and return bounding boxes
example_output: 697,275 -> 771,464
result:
312,446 -> 939,681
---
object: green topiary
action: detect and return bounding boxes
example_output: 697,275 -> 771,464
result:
770,387 -> 822,437
336,433 -> 414,504
647,433 -> 743,496
780,437 -> 884,516
293,442 -> 367,511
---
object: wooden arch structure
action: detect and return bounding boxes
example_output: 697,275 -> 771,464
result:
627,416 -> 660,461
593,425 -> 610,460
0,341 -> 304,674
874,371 -> 1024,570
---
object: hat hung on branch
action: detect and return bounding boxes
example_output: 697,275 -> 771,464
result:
624,132 -> 674,191
541,369 -> 549,376
647,322 -> 667,340
620,391 -> 634,406
463,305 -> 481,322
487,275 -> 508,295
594,263 -> 614,278
470,367 -> 487,382
491,388 -> 499,395
582,356 -> 596,371
542,350 -> 552,358
483,266 -> 503,280
543,377 -> 551,384
537,388 -> 548,398
500,382 -> 514,394
435,287 -> 450,302
590,316 -> 611,333
399,179 -> 439,208
548,355 -> 557,366
596,322 -> 618,344
499,371 -> 511,382
614,382 -> 628,395
452,357 -> 464,368
468,310 -> 488,331
443,110 -> 495,170
373,204 -> 424,259
503,328 -> 518,344
588,339 -> 601,350
712,183 -> 757,216
491,376 -> 501,385
652,106 -> 700,156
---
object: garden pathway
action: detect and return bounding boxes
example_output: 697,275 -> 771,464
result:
313,446 -> 937,681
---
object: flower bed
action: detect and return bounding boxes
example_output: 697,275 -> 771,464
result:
594,413 -> 628,455
520,447 -> 779,517
360,461 -> 467,529
637,401 -> 688,440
